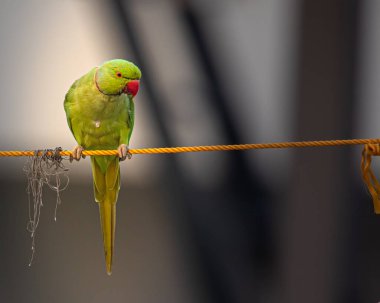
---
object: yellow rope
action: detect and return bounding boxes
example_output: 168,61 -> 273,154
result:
1,137 -> 380,157
2,137 -> 380,214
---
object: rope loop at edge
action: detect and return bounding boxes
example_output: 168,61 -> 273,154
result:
362,143 -> 380,214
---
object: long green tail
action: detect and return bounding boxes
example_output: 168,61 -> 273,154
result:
91,156 -> 120,275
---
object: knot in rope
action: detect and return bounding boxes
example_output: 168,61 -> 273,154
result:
361,143 -> 380,214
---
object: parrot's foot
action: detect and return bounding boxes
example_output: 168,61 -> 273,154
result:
70,145 -> 86,162
117,144 -> 132,161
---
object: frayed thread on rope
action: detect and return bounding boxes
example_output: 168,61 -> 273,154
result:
23,147 -> 69,266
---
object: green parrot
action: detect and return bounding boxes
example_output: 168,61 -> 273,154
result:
64,59 -> 141,275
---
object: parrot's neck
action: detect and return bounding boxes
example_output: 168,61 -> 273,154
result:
94,67 -> 121,96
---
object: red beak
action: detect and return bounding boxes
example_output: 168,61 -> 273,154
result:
124,80 -> 140,97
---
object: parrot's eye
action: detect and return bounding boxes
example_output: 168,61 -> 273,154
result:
116,72 -> 122,78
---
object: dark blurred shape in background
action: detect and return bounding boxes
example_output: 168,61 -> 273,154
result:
0,0 -> 380,302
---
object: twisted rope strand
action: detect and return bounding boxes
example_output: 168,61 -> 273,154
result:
1,138 -> 380,157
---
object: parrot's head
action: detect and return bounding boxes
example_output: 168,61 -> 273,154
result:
95,59 -> 142,97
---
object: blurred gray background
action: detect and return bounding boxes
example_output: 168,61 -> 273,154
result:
0,0 -> 380,302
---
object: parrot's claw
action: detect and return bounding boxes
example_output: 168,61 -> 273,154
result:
70,145 -> 86,162
118,144 -> 132,161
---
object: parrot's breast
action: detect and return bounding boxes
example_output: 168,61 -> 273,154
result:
78,116 -> 127,149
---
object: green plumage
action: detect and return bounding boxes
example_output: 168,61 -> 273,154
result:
64,59 -> 141,275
